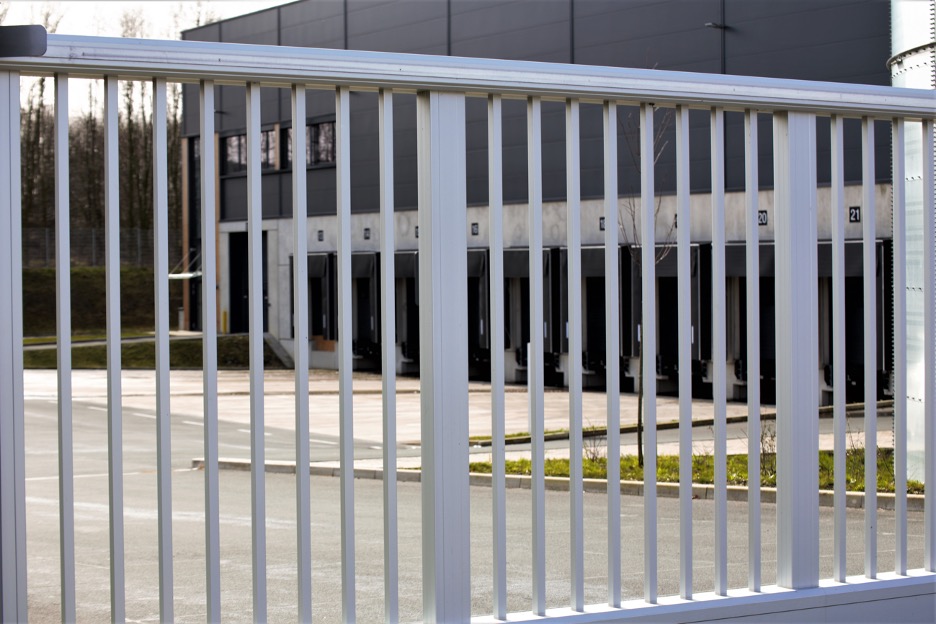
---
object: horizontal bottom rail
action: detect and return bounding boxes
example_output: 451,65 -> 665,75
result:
470,573 -> 935,624
190,458 -> 925,511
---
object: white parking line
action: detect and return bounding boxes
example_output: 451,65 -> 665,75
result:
87,406 -> 107,412
237,428 -> 271,437
134,413 -> 156,419
182,420 -> 204,427
313,440 -> 338,446
26,471 -> 145,482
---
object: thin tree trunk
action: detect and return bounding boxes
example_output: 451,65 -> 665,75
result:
637,330 -> 644,468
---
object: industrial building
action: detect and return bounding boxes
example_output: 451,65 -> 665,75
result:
180,0 -> 907,404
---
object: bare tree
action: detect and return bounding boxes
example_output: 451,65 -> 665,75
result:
170,0 -> 218,37
618,105 -> 676,467
0,2 -> 10,25
20,4 -> 62,231
119,8 -> 154,247
71,82 -> 105,234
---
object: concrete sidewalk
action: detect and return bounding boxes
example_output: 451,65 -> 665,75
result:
23,368 -> 895,466
23,368 -> 750,443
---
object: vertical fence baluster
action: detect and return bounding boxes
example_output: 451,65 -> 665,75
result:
246,81 -> 268,621
603,100 -> 622,609
566,98 -> 585,613
292,83 -> 312,623
744,109 -> 761,593
417,90 -> 470,623
640,102 -> 658,605
54,72 -> 76,623
336,85 -> 356,623
862,117 -> 877,579
488,92 -> 508,620
153,76 -> 174,622
200,79 -> 222,623
104,74 -> 126,622
710,107 -> 727,597
0,68 -> 27,624
774,110 -> 820,590
675,104 -> 693,601
378,87 -> 399,624
924,119 -> 935,573
528,95 -> 547,617
892,117 -> 907,576
830,114 -> 847,583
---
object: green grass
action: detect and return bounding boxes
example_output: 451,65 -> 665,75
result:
468,449 -> 924,495
23,329 -> 154,346
23,335 -> 286,369
23,266 -> 183,336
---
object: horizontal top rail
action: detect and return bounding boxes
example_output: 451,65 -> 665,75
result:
0,34 -> 933,118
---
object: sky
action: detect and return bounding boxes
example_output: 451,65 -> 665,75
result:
3,1 -> 289,114
2,1 -> 286,39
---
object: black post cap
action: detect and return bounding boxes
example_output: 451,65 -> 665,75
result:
0,25 -> 48,57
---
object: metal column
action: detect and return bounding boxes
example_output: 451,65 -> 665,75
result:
773,111 -> 820,590
418,90 -> 470,624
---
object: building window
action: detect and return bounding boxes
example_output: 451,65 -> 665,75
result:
222,131 -> 277,175
190,137 -> 201,195
222,134 -> 246,175
312,122 -> 335,165
260,129 -> 276,170
284,121 -> 336,168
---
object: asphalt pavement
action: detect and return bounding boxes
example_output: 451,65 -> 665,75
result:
20,369 -> 922,622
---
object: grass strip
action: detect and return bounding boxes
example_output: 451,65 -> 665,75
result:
467,448 -> 923,495
24,329 -> 155,346
23,335 -> 286,369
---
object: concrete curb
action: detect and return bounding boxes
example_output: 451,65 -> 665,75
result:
191,457 -> 923,512
475,400 -> 895,447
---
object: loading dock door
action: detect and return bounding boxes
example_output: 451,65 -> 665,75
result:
229,231 -> 268,334
467,249 -> 491,379
351,252 -> 379,354
395,251 -> 419,362
308,252 -> 336,340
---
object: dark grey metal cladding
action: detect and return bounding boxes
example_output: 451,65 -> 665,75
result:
279,0 -> 345,49
725,0 -> 890,84
347,0 -> 447,55
722,0 -> 893,189
573,0 -> 722,73
220,7 -> 280,45
182,0 -> 895,218
450,0 -> 571,62
219,173 -> 287,221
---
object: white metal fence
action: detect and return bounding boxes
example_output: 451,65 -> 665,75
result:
1,34 -> 935,623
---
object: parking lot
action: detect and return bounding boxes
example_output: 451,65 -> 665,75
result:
21,369 -> 920,622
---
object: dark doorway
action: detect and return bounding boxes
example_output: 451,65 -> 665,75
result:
228,231 -> 268,334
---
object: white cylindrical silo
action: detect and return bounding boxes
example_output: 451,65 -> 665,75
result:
890,0 -> 934,483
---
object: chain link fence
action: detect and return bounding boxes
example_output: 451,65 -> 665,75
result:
22,227 -> 184,269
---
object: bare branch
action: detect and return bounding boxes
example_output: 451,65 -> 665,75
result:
617,105 -> 677,267
38,2 -> 63,34
120,7 -> 146,39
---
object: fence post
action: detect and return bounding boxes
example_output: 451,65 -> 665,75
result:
417,90 -> 470,623
773,111 -> 820,589
0,68 -> 28,623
